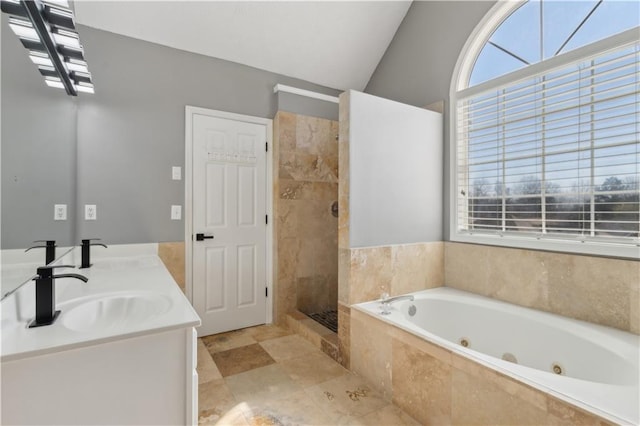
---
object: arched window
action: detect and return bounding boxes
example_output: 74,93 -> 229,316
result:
450,0 -> 639,258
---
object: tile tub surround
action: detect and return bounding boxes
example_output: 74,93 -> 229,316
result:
350,309 -> 617,426
339,242 -> 445,306
445,242 -> 640,334
196,324 -> 419,425
273,111 -> 339,325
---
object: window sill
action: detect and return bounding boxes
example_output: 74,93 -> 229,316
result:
450,232 -> 640,260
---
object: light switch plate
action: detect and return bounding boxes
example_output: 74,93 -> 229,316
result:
171,205 -> 182,220
172,166 -> 181,180
85,204 -> 97,220
54,204 -> 67,221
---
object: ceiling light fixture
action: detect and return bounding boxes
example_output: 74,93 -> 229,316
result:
1,0 -> 94,95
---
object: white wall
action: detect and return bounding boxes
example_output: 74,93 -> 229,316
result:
348,90 -> 442,247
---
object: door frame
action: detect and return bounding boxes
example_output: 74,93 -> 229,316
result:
184,106 -> 274,325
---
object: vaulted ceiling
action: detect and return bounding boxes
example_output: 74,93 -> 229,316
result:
74,1 -> 412,91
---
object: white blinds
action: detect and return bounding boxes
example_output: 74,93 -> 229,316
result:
456,40 -> 639,244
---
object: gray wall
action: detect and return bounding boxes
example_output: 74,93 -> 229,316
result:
76,25 -> 340,244
1,16 -> 77,249
364,1 -> 496,240
277,92 -> 338,121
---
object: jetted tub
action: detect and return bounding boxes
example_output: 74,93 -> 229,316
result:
353,288 -> 639,425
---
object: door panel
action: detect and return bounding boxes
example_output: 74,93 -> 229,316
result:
192,113 -> 267,336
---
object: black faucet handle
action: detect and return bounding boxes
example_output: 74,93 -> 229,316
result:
33,240 -> 56,245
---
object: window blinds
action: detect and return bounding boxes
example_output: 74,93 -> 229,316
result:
456,40 -> 639,244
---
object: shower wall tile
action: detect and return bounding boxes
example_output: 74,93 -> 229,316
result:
158,242 -> 185,292
445,242 -> 640,334
273,111 -> 339,324
338,91 -> 350,250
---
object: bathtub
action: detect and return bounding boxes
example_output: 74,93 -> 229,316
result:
353,287 -> 639,425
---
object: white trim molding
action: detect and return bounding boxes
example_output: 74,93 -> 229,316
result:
273,84 -> 339,104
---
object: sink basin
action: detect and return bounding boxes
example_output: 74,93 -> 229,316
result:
60,292 -> 172,332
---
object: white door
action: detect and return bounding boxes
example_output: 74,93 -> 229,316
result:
191,112 -> 267,337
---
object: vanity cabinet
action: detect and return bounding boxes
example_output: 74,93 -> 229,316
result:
1,326 -> 198,425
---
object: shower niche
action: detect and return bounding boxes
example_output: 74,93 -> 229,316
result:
274,111 -> 339,333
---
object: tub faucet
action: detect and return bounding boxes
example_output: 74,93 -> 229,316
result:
380,293 -> 415,315
29,265 -> 88,328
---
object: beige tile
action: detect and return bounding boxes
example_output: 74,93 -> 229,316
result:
450,368 -> 549,425
338,92 -> 350,251
390,242 -> 444,296
197,339 -> 222,383
276,111 -> 297,152
444,242 -> 489,295
546,396 -> 614,425
240,390 -> 333,426
202,329 -> 257,354
321,338 -> 341,363
276,199 -> 297,239
300,317 -> 334,337
630,273 -> 640,334
158,242 -> 185,291
198,379 -> 238,422
390,328 -> 451,365
450,354 -> 546,412
359,404 -> 421,425
485,245 -> 550,311
349,246 -> 392,304
259,334 -> 318,362
296,115 -> 336,157
338,248 -> 351,304
350,311 -> 393,400
225,364 -> 302,405
392,339 -> 451,425
338,303 -> 351,368
280,152 -> 338,183
280,351 -> 348,387
244,324 -> 292,342
305,373 -> 388,421
212,344 -> 275,377
547,253 -> 634,330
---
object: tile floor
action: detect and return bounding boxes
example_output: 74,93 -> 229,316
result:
197,324 -> 419,425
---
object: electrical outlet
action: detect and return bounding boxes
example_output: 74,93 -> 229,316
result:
172,166 -> 181,180
171,205 -> 182,220
54,204 -> 67,221
85,204 -> 97,220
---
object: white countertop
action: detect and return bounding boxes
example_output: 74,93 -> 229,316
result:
1,250 -> 200,362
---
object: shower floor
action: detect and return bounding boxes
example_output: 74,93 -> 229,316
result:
307,310 -> 338,333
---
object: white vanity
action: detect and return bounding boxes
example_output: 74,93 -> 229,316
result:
1,245 -> 201,425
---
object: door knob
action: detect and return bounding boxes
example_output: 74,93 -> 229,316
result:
195,233 -> 214,241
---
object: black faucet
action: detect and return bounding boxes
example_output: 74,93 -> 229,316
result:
25,240 -> 57,264
28,265 -> 88,328
80,238 -> 108,269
